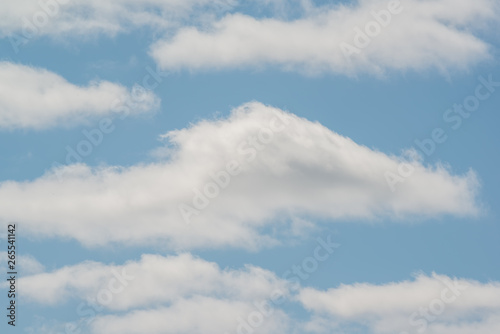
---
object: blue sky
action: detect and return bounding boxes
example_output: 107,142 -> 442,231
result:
0,0 -> 500,333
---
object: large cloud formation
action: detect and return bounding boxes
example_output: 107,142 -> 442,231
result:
0,102 -> 479,248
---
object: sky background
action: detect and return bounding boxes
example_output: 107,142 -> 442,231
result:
0,0 -> 499,333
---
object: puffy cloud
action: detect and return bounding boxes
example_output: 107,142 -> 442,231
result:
0,62 -> 159,129
17,253 -> 290,334
91,297 -> 290,334
0,102 -> 480,248
15,256 -> 500,334
299,273 -> 500,334
19,253 -> 287,309
151,0 -> 497,75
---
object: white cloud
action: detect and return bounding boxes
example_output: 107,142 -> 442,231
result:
19,253 -> 287,309
299,273 -> 500,334
17,253 -> 290,334
16,256 -> 500,334
0,0 -> 235,39
0,102 -> 480,248
91,297 -> 290,334
0,62 -> 159,129
0,251 -> 45,275
151,0 -> 497,75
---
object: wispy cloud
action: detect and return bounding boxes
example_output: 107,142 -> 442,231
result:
1,0 -> 235,38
